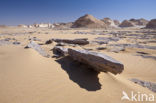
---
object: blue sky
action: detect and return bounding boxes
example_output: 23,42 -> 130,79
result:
0,0 -> 156,25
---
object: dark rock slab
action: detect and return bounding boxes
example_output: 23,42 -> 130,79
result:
46,38 -> 89,45
140,55 -> 156,60
130,78 -> 156,93
45,38 -> 89,45
13,41 -> 20,45
68,48 -> 124,75
136,51 -> 149,55
96,47 -> 107,50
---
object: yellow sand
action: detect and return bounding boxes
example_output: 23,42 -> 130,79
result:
0,27 -> 156,103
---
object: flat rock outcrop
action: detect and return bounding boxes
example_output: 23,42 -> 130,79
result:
146,19 -> 156,29
130,78 -> 156,93
68,48 -> 124,74
0,39 -> 12,45
25,41 -> 50,57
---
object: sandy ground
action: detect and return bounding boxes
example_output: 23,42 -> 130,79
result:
0,27 -> 156,103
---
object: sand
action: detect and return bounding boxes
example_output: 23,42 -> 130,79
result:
0,27 -> 156,103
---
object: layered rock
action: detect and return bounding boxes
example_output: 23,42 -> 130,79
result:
119,20 -> 135,27
53,22 -> 73,29
101,18 -> 119,27
72,14 -> 107,28
146,19 -> 156,29
101,18 -> 112,25
129,18 -> 148,26
68,48 -> 124,74
114,20 -> 120,25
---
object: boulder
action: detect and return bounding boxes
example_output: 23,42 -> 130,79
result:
146,19 -> 156,29
45,39 -> 53,44
68,48 -> 124,74
25,41 -> 50,58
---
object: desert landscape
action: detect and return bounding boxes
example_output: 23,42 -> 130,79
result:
0,14 -> 156,103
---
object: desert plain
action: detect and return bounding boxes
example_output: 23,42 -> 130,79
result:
0,15 -> 156,103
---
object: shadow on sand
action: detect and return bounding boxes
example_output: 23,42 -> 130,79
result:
55,56 -> 101,91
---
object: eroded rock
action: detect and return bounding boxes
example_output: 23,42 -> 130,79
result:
53,46 -> 68,57
130,78 -> 156,93
13,41 -> 20,45
68,48 -> 124,74
46,38 -> 89,45
54,38 -> 89,45
25,41 -> 50,58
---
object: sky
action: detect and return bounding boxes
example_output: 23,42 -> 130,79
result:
0,0 -> 156,25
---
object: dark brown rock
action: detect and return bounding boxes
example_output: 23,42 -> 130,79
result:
45,39 -> 53,44
52,38 -> 89,45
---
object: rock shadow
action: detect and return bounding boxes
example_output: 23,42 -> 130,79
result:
55,56 -> 101,91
